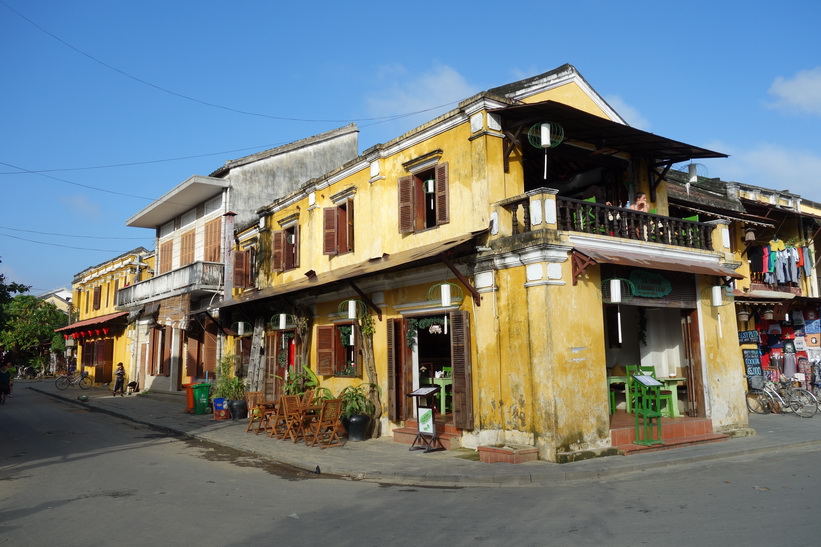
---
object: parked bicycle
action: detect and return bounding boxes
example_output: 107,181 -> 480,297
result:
55,371 -> 92,390
745,375 -> 817,418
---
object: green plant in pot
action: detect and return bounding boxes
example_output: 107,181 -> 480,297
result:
338,382 -> 381,441
212,355 -> 247,420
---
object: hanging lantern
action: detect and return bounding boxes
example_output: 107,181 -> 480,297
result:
762,308 -> 774,320
102,327 -> 110,335
279,313 -> 287,330
424,178 -> 436,194
348,300 -> 357,319
744,228 -> 756,242
441,284 -> 452,307
711,286 -> 724,307
609,278 -> 622,304
737,307 -> 751,322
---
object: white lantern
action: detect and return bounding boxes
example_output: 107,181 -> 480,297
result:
609,279 -> 622,304
279,313 -> 287,330
711,285 -> 724,307
441,284 -> 452,307
348,300 -> 357,319
237,322 -> 245,336
540,123 -> 552,148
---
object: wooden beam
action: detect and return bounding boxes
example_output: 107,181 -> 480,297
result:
347,281 -> 382,321
571,250 -> 597,286
440,253 -> 481,306
651,161 -> 673,202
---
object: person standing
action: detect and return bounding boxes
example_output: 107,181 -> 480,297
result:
0,363 -> 12,405
112,362 -> 126,397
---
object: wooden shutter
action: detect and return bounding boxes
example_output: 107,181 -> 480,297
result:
387,319 -> 398,421
180,230 -> 195,266
204,218 -> 222,262
185,330 -> 200,377
159,240 -> 173,274
323,207 -> 338,255
93,286 -> 101,310
435,161 -> 449,225
234,250 -> 251,288
160,326 -> 172,376
291,224 -> 300,268
345,199 -> 354,253
398,175 -> 414,233
203,318 -> 217,375
316,325 -> 334,375
450,310 -> 474,429
271,230 -> 285,272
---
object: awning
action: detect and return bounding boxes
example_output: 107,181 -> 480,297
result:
214,231 -> 483,310
55,311 -> 129,333
673,204 -> 775,228
572,244 -> 743,285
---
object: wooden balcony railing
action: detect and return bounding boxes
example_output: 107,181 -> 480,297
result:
499,194 -> 714,251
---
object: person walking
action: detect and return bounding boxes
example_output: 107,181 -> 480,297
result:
112,363 -> 126,397
0,363 -> 12,405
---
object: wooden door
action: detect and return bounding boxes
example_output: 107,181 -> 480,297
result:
681,309 -> 705,417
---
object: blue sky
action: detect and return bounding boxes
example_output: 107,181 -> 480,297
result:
2,0 -> 820,294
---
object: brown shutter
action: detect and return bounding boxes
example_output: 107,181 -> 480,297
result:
180,230 -> 195,265
346,199 -> 355,253
387,319 -> 398,421
93,286 -> 101,310
271,230 -> 285,272
450,310 -> 474,429
398,175 -> 414,233
185,331 -> 199,377
161,326 -> 172,376
292,224 -> 300,268
233,250 -> 250,288
316,325 -> 334,375
159,240 -> 173,274
203,319 -> 217,375
435,161 -> 449,225
323,207 -> 338,255
204,218 -> 222,262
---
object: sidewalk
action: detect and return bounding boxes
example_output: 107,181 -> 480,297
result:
26,381 -> 821,487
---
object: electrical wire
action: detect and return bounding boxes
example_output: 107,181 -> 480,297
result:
0,225 -> 146,240
0,0 -> 459,125
0,232 -> 143,252
0,161 -> 155,201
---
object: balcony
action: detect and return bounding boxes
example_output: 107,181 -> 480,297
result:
498,192 -> 714,251
117,261 -> 224,308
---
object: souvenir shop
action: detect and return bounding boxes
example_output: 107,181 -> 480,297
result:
740,301 -> 821,391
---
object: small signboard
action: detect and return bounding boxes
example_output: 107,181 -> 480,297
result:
632,374 -> 663,387
738,330 -> 760,345
742,348 -> 763,377
416,406 -> 435,436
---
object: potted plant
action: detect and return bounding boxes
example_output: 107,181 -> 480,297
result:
212,356 -> 247,420
338,382 -> 380,441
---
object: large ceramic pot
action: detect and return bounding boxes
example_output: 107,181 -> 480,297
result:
227,399 -> 247,420
345,413 -> 372,441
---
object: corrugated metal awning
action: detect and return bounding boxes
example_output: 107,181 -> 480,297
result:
213,231 -> 483,310
572,244 -> 743,282
55,311 -> 129,332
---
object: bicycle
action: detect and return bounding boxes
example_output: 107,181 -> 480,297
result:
55,371 -> 92,390
745,375 -> 817,418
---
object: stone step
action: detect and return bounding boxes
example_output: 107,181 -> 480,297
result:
616,433 -> 729,455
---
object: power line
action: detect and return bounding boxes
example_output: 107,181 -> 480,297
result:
0,232 -> 135,252
0,226 -> 147,240
0,161 -> 155,201
1,0 -> 459,124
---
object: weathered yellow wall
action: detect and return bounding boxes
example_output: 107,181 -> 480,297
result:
523,82 -> 610,118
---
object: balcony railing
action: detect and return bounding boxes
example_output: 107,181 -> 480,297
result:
499,194 -> 714,251
116,261 -> 224,308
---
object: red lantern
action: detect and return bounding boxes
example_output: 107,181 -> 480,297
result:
63,334 -> 69,340
102,327 -> 110,335
95,329 -> 101,336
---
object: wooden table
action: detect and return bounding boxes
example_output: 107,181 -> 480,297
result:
659,377 -> 685,417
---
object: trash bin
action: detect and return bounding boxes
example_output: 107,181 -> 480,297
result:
192,383 -> 212,415
182,383 -> 195,413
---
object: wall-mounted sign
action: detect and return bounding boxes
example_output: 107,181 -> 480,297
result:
742,348 -> 763,377
738,330 -> 760,345
629,270 -> 672,298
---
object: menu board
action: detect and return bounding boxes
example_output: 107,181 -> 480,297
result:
742,348 -> 763,377
738,330 -> 760,344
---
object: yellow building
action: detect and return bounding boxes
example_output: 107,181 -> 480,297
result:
219,65 -> 755,462
56,248 -> 152,386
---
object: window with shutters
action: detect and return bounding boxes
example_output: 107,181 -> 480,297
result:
180,229 -> 195,266
272,224 -> 299,272
398,162 -> 449,233
315,323 -> 360,377
323,198 -> 354,256
204,218 -> 222,263
234,249 -> 252,289
159,240 -> 173,274
92,286 -> 102,311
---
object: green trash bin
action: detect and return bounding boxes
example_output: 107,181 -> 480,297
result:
192,383 -> 212,415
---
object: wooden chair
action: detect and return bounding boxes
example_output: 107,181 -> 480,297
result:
245,391 -> 264,433
280,394 -> 308,442
265,396 -> 288,438
640,366 -> 676,418
303,398 -> 344,448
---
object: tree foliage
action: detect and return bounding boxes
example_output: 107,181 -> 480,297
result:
0,294 -> 67,368
0,257 -> 30,333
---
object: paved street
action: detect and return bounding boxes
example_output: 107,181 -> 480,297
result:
2,386 -> 820,546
